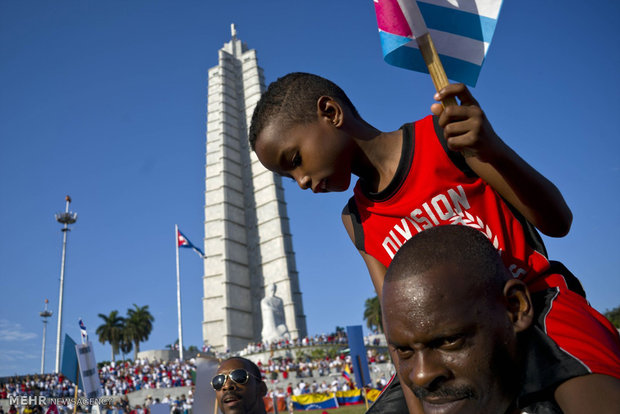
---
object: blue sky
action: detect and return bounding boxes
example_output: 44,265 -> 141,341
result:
1,1 -> 618,377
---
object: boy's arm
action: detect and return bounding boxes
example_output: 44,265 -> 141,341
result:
341,212 -> 388,297
432,84 -> 572,237
342,211 -> 426,414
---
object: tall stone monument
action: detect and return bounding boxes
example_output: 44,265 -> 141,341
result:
203,25 -> 307,352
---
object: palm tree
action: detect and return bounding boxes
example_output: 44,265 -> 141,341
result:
363,296 -> 383,334
119,331 -> 133,361
125,304 -> 154,360
96,310 -> 125,361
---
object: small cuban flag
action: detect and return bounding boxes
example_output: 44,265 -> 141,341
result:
79,318 -> 88,344
177,229 -> 205,258
374,0 -> 504,86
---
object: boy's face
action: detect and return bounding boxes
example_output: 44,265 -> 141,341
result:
254,115 -> 354,193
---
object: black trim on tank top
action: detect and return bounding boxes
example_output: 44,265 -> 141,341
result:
432,115 -> 477,177
548,261 -> 586,298
343,198 -> 365,252
359,123 -> 414,202
503,201 -> 549,259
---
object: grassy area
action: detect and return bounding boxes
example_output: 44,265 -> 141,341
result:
294,404 -> 368,413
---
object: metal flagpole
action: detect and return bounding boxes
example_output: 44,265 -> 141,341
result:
54,195 -> 77,373
175,224 -> 184,360
40,299 -> 53,374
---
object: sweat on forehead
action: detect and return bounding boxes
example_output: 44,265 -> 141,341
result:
384,226 -> 509,290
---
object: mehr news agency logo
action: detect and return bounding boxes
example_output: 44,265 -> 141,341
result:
8,395 -> 113,407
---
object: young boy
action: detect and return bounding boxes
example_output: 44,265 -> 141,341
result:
249,72 -> 620,413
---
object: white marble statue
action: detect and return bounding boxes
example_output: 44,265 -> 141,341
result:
260,283 -> 290,343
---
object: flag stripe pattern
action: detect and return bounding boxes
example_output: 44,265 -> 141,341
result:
336,389 -> 363,406
177,229 -> 205,258
342,370 -> 352,383
374,0 -> 504,86
291,393 -> 339,410
79,319 -> 87,343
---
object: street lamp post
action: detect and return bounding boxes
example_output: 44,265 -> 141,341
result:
39,299 -> 53,374
54,195 -> 77,373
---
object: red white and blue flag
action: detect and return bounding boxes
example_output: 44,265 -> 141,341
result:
177,229 -> 205,258
374,0 -> 503,86
78,318 -> 88,344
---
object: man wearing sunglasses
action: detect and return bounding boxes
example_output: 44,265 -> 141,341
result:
212,357 -> 267,414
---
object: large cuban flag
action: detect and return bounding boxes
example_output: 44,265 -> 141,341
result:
374,0 -> 504,86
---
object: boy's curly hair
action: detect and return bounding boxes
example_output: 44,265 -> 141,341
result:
248,72 -> 360,151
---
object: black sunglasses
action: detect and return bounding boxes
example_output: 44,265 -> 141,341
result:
211,369 -> 259,391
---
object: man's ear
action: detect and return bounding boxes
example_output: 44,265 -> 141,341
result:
317,96 -> 343,127
503,279 -> 534,333
258,380 -> 268,397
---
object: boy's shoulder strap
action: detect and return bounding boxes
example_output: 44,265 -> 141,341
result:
430,115 -> 477,178
343,197 -> 365,252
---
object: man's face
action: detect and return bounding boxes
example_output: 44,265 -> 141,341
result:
215,359 -> 266,414
383,264 -> 519,414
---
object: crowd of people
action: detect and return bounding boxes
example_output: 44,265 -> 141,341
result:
254,351 -> 389,384
1,341 -> 392,413
238,332 -> 385,356
0,374 -> 78,400
264,371 -> 391,401
240,332 -> 348,354
99,358 -> 195,396
0,358 -> 196,400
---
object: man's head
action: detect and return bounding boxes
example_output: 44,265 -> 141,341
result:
250,73 -> 361,194
213,357 -> 267,414
382,225 -> 534,414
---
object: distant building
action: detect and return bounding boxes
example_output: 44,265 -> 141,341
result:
203,25 -> 307,352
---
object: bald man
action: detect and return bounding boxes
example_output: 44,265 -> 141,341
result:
378,225 -> 601,414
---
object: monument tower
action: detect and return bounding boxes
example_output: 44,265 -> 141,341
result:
203,25 -> 307,352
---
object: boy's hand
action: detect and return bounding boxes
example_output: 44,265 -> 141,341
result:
430,83 -> 502,162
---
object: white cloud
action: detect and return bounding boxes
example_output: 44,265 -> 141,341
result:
0,349 -> 38,362
0,319 -> 37,341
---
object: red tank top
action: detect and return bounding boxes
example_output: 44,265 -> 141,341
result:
346,115 -> 551,284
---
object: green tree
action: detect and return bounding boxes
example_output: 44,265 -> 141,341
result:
310,348 -> 326,360
165,338 -> 182,350
363,296 -> 383,334
604,305 -> 620,329
326,346 -> 340,360
124,304 -> 154,360
119,330 -> 133,361
187,345 -> 199,354
96,310 -> 125,362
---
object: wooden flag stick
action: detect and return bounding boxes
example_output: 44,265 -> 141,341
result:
416,32 -> 457,108
395,0 -> 457,108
